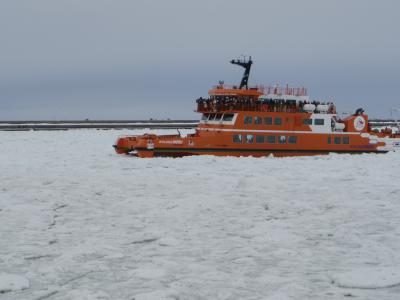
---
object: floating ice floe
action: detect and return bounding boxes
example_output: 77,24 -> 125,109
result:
129,266 -> 167,279
0,273 -> 30,293
1,129 -> 400,299
133,289 -> 179,300
158,236 -> 180,247
331,267 -> 400,289
65,289 -> 110,300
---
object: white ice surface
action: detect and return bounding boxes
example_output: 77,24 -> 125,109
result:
1,129 -> 400,300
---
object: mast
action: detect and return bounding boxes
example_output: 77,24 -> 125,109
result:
230,56 -> 253,89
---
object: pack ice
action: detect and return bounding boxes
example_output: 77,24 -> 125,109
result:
1,129 -> 400,300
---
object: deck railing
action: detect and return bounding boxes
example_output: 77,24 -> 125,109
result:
212,84 -> 308,97
197,101 -> 300,113
196,99 -> 336,114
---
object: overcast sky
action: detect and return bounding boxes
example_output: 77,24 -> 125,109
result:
0,0 -> 399,120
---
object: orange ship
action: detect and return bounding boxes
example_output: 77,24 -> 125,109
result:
114,57 -> 400,157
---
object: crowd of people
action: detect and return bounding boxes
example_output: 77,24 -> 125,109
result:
196,96 -> 336,114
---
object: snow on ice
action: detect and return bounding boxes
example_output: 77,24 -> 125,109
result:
1,129 -> 400,299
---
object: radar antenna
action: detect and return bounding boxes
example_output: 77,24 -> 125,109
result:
230,56 -> 253,89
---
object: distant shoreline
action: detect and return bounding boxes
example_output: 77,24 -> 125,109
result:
0,119 -> 397,131
0,120 -> 198,131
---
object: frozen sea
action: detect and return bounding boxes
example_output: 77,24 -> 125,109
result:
1,129 -> 400,300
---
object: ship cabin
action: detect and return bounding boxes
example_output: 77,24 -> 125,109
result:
194,56 -> 369,135
195,83 -> 360,134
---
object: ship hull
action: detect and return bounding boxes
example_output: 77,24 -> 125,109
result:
114,147 -> 386,158
113,138 -> 388,158
113,110 -> 399,158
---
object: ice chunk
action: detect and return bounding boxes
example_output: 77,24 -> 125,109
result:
158,237 -> 179,246
129,267 -> 167,279
331,267 -> 400,289
65,289 -> 110,299
0,273 -> 30,293
133,290 -> 178,300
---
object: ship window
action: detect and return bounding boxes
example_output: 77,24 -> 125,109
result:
334,137 -> 341,144
327,137 -> 331,144
314,118 -> 325,125
244,116 -> 252,124
279,135 -> 286,144
267,136 -> 276,143
343,136 -> 349,144
201,114 -> 209,121
274,117 -> 282,125
288,136 -> 297,144
245,134 -> 254,143
256,135 -> 265,143
264,117 -> 273,125
233,134 -> 242,143
208,114 -> 216,120
254,116 -> 262,125
215,114 -> 223,121
222,113 -> 234,121
303,119 -> 312,125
